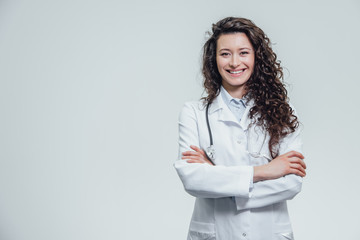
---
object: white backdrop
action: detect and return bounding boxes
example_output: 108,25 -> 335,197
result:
0,0 -> 359,239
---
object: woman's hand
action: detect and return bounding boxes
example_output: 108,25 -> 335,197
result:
182,145 -> 214,166
254,151 -> 306,182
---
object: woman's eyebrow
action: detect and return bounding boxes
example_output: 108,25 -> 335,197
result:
219,47 -> 252,51
239,47 -> 252,50
218,48 -> 231,51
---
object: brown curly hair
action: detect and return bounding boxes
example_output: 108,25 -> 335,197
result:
202,17 -> 299,158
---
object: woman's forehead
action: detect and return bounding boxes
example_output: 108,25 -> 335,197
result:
217,33 -> 253,50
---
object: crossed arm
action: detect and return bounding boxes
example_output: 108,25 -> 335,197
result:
174,102 -> 307,210
182,145 -> 306,182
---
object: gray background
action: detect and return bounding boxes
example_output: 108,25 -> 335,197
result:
0,0 -> 359,239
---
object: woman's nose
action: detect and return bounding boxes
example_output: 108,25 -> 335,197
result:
230,56 -> 240,68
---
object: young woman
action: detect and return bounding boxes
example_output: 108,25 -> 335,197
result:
174,17 -> 306,240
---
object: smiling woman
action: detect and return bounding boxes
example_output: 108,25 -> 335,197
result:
174,17 -> 306,240
216,32 -> 255,98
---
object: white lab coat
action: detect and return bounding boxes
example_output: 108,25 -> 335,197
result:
174,91 -> 303,240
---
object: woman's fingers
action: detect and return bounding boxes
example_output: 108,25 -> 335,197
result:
289,168 -> 306,177
190,145 -> 206,156
290,163 -> 306,176
284,150 -> 305,160
288,157 -> 307,169
182,146 -> 210,165
183,146 -> 213,165
182,155 -> 202,160
186,159 -> 206,164
182,151 -> 201,157
280,152 -> 307,177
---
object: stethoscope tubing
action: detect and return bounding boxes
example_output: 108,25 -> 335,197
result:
205,102 -> 216,165
206,102 -> 213,146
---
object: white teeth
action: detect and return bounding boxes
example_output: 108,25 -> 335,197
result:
230,70 -> 244,74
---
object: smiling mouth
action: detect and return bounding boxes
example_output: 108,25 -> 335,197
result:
227,69 -> 245,74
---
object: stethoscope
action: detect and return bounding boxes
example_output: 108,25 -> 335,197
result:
204,102 -> 272,165
205,102 -> 216,165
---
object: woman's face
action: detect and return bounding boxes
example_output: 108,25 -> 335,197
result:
216,32 -> 255,98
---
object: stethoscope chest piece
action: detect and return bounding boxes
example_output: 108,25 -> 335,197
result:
205,145 -> 216,164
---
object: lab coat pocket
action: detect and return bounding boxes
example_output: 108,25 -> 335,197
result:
188,220 -> 216,240
273,222 -> 294,240
273,232 -> 293,240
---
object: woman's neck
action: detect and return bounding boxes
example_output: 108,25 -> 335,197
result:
222,84 -> 246,99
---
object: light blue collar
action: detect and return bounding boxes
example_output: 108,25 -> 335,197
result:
220,86 -> 247,108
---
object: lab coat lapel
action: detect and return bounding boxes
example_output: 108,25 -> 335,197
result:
209,93 -> 254,130
208,93 -> 239,125
218,106 -> 239,124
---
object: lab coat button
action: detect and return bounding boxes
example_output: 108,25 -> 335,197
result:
237,140 -> 241,144
242,233 -> 246,237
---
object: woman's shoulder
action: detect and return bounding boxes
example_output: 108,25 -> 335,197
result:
178,100 -> 207,120
181,100 -> 206,112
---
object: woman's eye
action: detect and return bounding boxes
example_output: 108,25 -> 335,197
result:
220,52 -> 230,56
240,51 -> 249,56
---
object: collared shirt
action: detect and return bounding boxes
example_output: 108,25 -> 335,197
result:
220,86 -> 247,123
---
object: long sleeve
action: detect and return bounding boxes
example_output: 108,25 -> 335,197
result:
235,120 -> 304,210
174,102 -> 253,198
